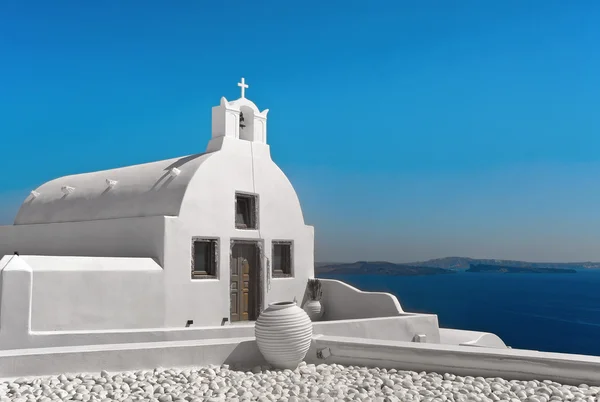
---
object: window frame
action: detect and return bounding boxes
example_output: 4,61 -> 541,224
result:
191,237 -> 219,279
235,192 -> 259,230
272,240 -> 293,278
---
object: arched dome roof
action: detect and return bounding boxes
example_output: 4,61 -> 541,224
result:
15,152 -> 215,225
228,97 -> 261,113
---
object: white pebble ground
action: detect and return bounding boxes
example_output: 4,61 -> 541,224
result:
0,362 -> 598,402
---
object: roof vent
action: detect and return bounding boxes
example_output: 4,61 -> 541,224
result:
169,167 -> 181,178
106,179 -> 118,188
30,190 -> 40,199
61,186 -> 75,195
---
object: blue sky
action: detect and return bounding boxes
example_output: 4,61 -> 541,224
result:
1,1 -> 600,262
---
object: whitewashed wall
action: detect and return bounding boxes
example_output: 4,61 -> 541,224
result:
26,256 -> 165,331
320,279 -> 404,320
0,216 -> 166,264
162,137 -> 315,327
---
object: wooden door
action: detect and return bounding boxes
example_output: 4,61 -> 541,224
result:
230,242 -> 259,322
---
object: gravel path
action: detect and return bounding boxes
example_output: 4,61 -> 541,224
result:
0,362 -> 598,402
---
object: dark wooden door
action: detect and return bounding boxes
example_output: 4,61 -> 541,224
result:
230,242 -> 259,322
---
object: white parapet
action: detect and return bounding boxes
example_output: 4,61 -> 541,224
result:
307,335 -> 600,386
318,278 -> 404,320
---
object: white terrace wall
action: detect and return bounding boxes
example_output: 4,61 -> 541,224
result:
0,255 -> 165,349
307,336 -> 600,386
27,256 -> 165,331
320,279 -> 404,320
161,138 -> 315,327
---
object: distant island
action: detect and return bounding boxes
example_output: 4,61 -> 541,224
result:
316,261 -> 455,276
315,257 -> 592,277
400,256 -> 600,270
466,263 -> 577,274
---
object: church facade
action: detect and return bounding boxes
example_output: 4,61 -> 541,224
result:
0,79 -> 314,339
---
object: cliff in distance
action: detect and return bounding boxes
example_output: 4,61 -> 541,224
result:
316,261 -> 455,276
466,263 -> 577,274
402,257 -> 600,270
315,257 -> 595,276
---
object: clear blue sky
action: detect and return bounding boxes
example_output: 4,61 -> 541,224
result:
1,1 -> 599,263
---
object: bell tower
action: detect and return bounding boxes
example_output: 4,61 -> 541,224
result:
209,78 -> 269,151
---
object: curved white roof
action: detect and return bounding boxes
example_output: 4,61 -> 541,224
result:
228,97 -> 260,112
15,152 -> 215,225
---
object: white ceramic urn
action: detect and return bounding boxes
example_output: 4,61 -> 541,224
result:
303,300 -> 324,321
255,301 -> 313,369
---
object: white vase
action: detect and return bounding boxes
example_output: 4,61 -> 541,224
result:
255,301 -> 313,369
303,300 -> 324,321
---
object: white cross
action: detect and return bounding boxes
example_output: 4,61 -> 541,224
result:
237,77 -> 249,98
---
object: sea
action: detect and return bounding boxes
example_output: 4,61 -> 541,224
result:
318,270 -> 600,357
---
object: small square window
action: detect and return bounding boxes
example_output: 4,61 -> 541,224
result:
272,241 -> 292,278
235,193 -> 257,229
192,238 -> 218,278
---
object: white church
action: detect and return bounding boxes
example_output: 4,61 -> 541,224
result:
0,79 -> 314,342
1,80 -> 599,385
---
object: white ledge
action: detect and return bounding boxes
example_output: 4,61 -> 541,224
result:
310,335 -> 600,386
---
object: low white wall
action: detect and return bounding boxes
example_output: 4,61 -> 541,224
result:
319,279 -> 404,320
0,337 -> 266,379
0,311 -> 437,351
307,335 -> 600,386
23,326 -> 257,350
313,315 -> 441,343
3,334 -> 599,384
0,255 -> 165,349
28,256 -> 165,331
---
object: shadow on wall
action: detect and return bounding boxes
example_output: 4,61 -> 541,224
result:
150,153 -> 207,192
146,153 -> 210,193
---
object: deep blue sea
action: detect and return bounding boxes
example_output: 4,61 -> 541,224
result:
319,271 -> 600,357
